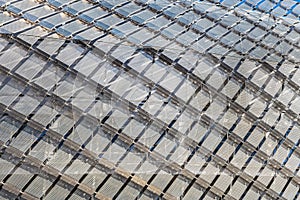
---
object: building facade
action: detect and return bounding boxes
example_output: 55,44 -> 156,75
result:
0,0 -> 300,199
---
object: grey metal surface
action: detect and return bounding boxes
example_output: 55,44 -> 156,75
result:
0,0 -> 299,199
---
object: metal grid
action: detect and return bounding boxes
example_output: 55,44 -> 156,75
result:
0,0 -> 299,199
